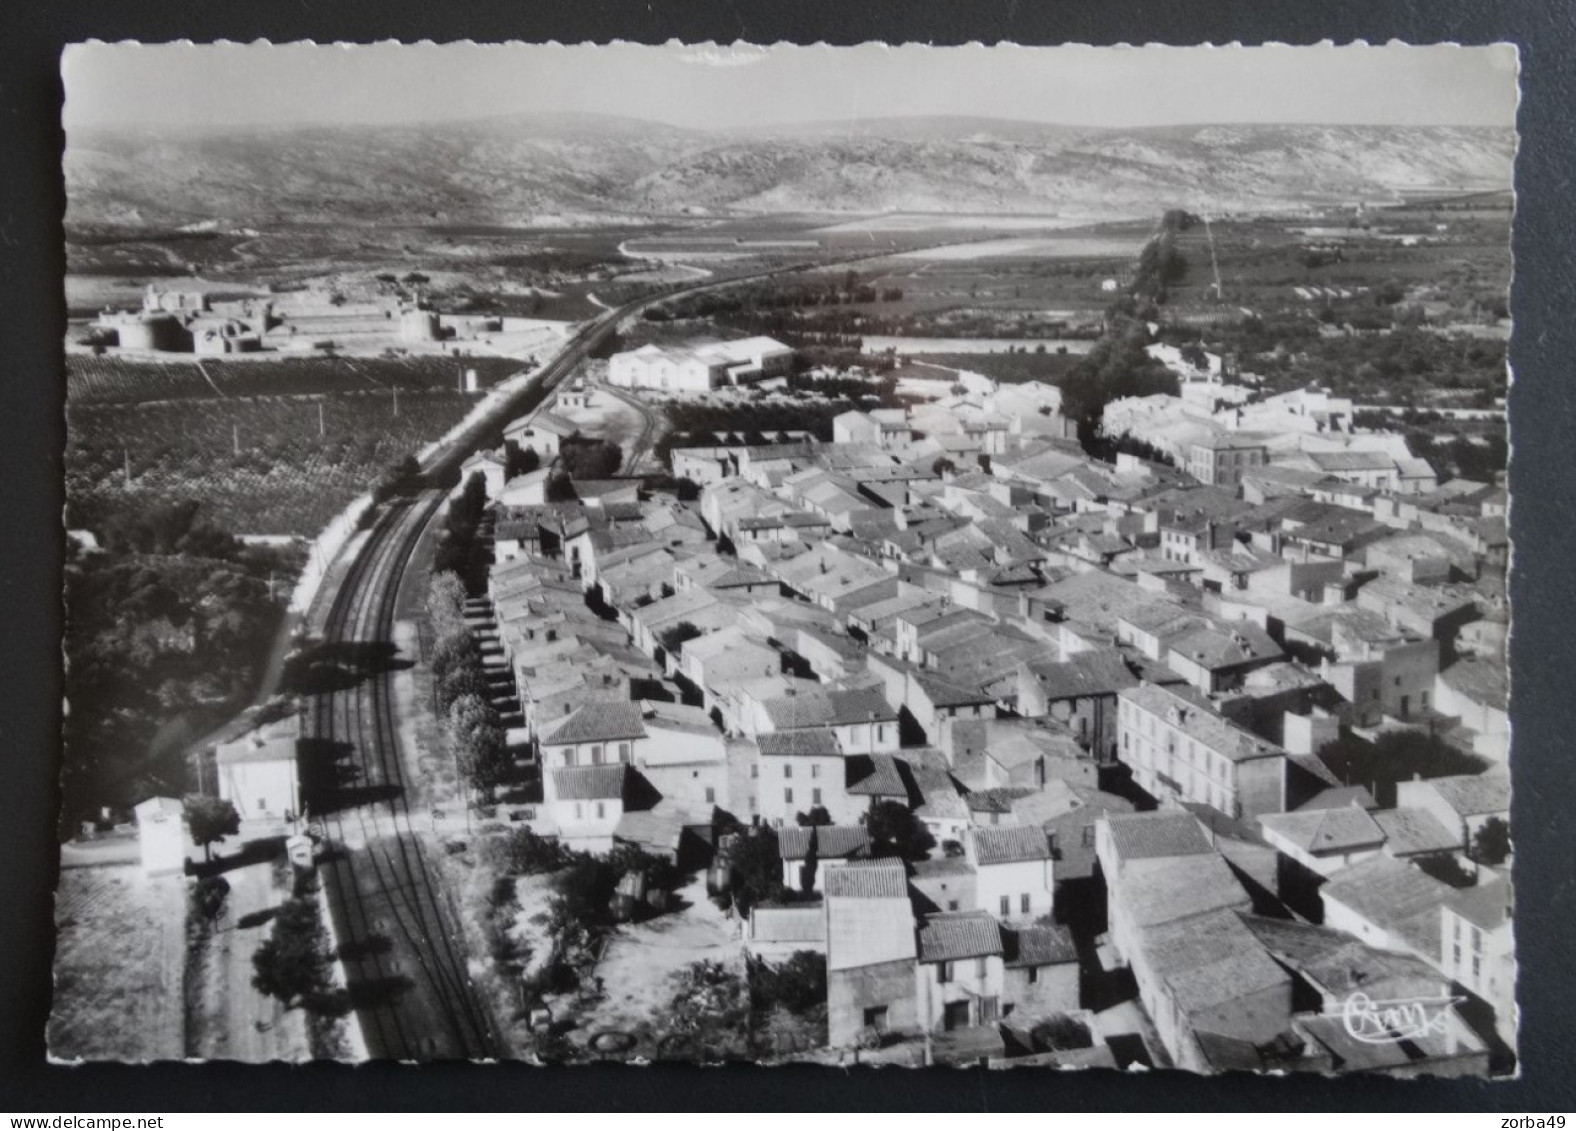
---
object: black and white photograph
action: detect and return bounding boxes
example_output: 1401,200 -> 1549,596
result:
52,40 -> 1518,1077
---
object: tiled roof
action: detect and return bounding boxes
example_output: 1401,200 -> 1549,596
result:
1004,924 -> 1078,968
1024,649 -> 1139,701
910,857 -> 976,879
846,753 -> 909,798
1259,806 -> 1386,856
761,685 -> 897,729
1293,785 -> 1379,813
756,728 -> 841,758
1119,682 -> 1283,764
1103,811 -> 1215,861
1445,875 -> 1513,932
917,910 -> 1004,963
965,787 -> 1033,814
823,858 -> 909,900
777,825 -> 872,861
550,764 -> 629,801
1140,908 -> 1289,1015
750,903 -> 826,944
1319,855 -> 1452,955
1414,770 -> 1511,818
969,824 -> 1052,866
1372,807 -> 1462,856
1438,656 -> 1509,711
1121,854 -> 1252,929
541,701 -> 648,746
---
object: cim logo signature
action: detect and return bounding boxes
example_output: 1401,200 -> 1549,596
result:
1340,990 -> 1464,1044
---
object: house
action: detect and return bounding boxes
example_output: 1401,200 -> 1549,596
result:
965,824 -> 1055,925
1395,770 -> 1511,852
545,764 -> 629,852
745,902 -> 827,960
1433,657 -> 1510,763
631,700 -> 729,814
757,685 -> 901,755
134,796 -> 188,876
1015,650 -> 1139,761
1258,802 -> 1389,917
538,701 -> 645,771
756,729 -> 858,827
1095,811 -> 1291,1073
1116,682 -> 1288,820
866,652 -> 994,745
1319,854 -> 1455,960
1002,924 -> 1081,1018
1440,876 -> 1516,1043
910,856 -> 978,914
503,410 -> 579,460
824,858 -> 920,1047
915,910 -> 1007,1032
459,448 -> 509,500
677,626 -> 781,712
215,716 -> 301,826
1312,610 -> 1440,726
496,468 -> 553,507
608,336 -> 793,392
777,824 -> 872,894
1240,914 -> 1492,1078
1186,433 -> 1267,488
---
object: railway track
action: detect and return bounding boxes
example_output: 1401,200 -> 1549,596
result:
297,239 -> 991,1059
307,493 -> 496,1060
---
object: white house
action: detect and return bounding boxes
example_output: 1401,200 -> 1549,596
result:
134,796 -> 188,876
964,824 -> 1055,925
504,410 -> 579,460
215,717 -> 301,825
545,764 -> 628,852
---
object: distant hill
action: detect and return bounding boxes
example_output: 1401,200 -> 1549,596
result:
64,114 -> 1516,228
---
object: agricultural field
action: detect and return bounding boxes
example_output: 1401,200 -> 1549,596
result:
67,390 -> 476,536
49,866 -> 189,1062
66,354 -> 524,405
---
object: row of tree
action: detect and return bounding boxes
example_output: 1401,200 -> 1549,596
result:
433,471 -> 489,590
428,570 -> 510,803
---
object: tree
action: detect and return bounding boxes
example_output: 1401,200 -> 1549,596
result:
505,440 -> 541,479
657,621 -> 704,657
746,950 -> 827,1015
447,693 -> 509,802
426,571 -> 469,639
193,875 -> 231,921
795,806 -> 834,827
1472,816 -> 1512,865
931,457 -> 956,478
864,800 -> 935,861
251,896 -> 333,1008
184,794 -> 241,861
726,827 -> 787,916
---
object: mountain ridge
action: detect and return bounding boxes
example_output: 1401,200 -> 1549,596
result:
65,115 -> 1516,228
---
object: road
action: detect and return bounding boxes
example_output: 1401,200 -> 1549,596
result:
298,239 -> 999,1059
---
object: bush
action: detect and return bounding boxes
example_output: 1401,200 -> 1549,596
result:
747,951 -> 827,1016
251,896 -> 333,1009
1031,1015 -> 1093,1052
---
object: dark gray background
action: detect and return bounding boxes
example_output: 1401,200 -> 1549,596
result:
3,0 -> 1571,1112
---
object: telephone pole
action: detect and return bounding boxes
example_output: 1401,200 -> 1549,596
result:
392,386 -> 399,418
318,401 -> 325,438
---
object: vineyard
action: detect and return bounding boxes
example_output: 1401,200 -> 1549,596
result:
67,390 -> 478,536
66,354 -> 524,405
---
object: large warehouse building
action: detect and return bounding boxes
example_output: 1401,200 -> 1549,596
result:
607,336 -> 794,392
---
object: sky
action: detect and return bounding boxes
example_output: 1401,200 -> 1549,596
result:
62,41 -> 1519,132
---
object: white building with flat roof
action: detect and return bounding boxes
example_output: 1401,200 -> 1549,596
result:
608,337 -> 793,392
